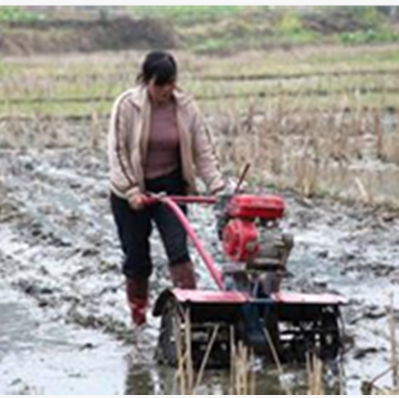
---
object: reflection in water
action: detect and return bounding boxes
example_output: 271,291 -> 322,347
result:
124,351 -> 345,395
125,359 -> 174,395
0,302 -> 37,355
284,363 -> 345,395
0,286 -> 128,395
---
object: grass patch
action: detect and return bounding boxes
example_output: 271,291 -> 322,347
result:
274,9 -> 320,43
339,28 -> 399,45
0,6 -> 40,23
128,6 -> 399,53
130,6 -> 244,26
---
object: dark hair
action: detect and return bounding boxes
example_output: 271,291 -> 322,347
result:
137,51 -> 177,86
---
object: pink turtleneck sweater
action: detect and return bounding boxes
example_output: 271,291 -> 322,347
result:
144,100 -> 180,179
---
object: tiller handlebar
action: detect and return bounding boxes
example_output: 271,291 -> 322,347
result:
143,194 -> 224,290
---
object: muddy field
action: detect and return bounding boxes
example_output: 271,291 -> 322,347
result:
1,8 -> 399,394
1,142 -> 399,394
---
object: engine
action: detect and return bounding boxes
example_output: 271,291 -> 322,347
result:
218,194 -> 294,295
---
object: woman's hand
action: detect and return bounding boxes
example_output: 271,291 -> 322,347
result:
127,192 -> 147,211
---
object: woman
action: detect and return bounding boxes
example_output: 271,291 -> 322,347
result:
108,51 -> 225,327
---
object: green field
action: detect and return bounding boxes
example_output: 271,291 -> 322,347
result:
1,44 -> 399,118
129,6 -> 399,52
131,6 -> 244,24
0,6 -> 39,23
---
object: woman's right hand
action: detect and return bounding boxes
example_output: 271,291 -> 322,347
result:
127,192 -> 147,211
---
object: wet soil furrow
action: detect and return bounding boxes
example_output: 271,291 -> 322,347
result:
1,149 -> 399,393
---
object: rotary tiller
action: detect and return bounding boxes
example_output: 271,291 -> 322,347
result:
147,193 -> 346,368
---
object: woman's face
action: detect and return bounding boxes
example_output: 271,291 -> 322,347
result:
147,79 -> 175,105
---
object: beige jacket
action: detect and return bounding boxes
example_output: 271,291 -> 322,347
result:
108,86 -> 225,200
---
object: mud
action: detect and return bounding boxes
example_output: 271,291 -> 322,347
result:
1,147 -> 399,394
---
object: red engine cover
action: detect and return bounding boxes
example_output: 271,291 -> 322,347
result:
222,219 -> 259,262
226,194 -> 285,220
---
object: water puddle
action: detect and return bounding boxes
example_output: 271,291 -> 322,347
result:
0,285 -> 127,394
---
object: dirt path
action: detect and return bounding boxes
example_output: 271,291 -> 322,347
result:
1,147 -> 398,393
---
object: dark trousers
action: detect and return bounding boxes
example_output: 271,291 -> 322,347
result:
110,169 -> 190,280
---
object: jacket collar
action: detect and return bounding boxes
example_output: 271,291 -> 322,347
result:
129,85 -> 193,110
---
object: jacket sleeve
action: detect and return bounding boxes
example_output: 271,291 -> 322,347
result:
191,104 -> 225,194
108,97 -> 141,199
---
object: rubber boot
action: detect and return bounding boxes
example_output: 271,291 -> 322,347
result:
126,277 -> 149,326
169,261 -> 197,289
